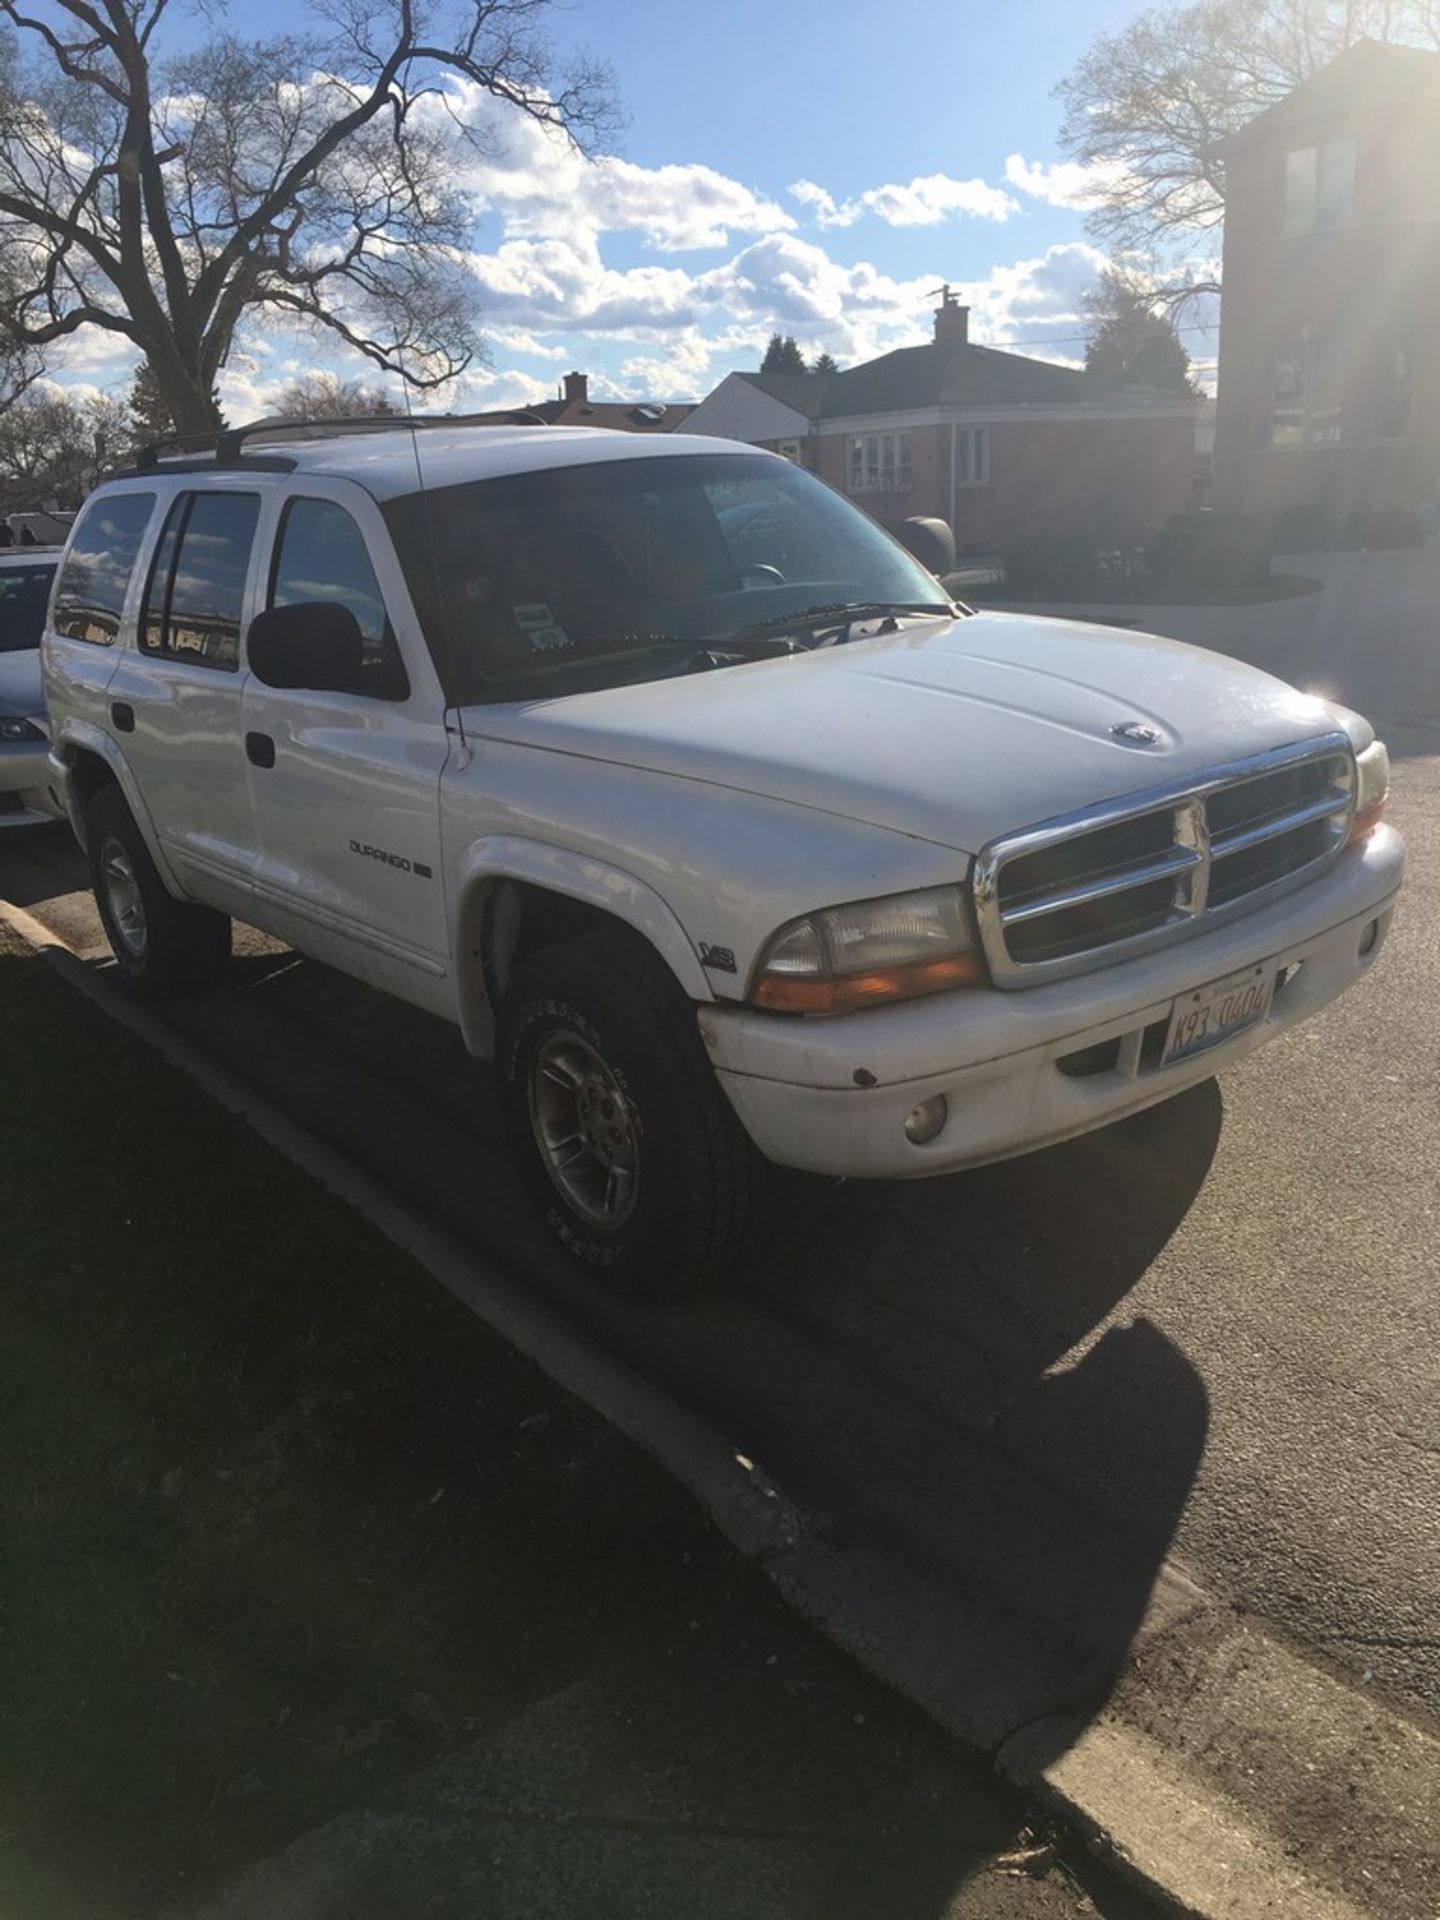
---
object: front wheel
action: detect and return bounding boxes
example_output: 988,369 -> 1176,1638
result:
496,929 -> 765,1299
86,785 -> 231,997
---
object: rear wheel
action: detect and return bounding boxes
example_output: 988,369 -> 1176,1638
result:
497,928 -> 765,1299
86,785 -> 231,997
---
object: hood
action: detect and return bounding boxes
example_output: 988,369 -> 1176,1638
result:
0,647 -> 43,721
466,612 -> 1344,855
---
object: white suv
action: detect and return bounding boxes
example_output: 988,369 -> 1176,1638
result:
42,421 -> 1403,1294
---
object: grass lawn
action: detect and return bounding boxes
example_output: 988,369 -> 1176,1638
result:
0,929 -> 1060,1920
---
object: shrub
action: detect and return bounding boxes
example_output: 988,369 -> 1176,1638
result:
1271,503 -> 1339,553
1339,508 -> 1423,550
1002,534 -> 1101,599
1145,512 -> 1272,592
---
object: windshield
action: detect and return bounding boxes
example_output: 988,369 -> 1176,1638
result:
0,562 -> 57,653
383,452 -> 953,702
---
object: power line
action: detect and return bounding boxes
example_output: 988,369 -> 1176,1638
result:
798,314 -> 1220,350
981,321 -> 1220,349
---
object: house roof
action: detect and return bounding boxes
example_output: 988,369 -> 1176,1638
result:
1228,38 -> 1440,146
735,343 -> 1190,420
528,397 -> 696,432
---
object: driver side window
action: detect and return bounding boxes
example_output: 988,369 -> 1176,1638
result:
269,497 -> 409,700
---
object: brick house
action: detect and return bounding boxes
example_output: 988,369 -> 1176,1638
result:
685,294 -> 1200,553
530,371 -> 695,432
1212,41 -> 1440,522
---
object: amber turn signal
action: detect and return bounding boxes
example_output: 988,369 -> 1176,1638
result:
1349,795 -> 1388,842
753,950 -> 981,1014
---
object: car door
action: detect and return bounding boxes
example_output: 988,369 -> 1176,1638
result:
101,482 -> 263,917
239,480 -> 452,1005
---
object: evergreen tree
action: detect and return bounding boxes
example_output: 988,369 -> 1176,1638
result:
761,333 -> 807,375
811,351 -> 839,376
1083,272 -> 1195,392
127,362 -> 175,444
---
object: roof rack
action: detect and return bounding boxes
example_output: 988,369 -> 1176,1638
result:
131,408 -> 550,472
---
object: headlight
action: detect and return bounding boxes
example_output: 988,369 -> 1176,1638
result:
0,715 -> 45,744
1350,740 -> 1389,841
751,885 -> 981,1014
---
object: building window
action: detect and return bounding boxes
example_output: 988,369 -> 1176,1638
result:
1282,137 -> 1356,234
1379,344 -> 1412,439
953,426 -> 990,488
1270,341 -> 1344,446
776,439 -> 802,464
849,432 -> 911,493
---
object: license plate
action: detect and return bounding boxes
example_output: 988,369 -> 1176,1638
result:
1162,963 -> 1274,1067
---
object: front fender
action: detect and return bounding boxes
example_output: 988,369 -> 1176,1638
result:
449,834 -> 713,1056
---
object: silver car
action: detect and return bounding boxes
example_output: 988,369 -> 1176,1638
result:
0,546 -> 63,827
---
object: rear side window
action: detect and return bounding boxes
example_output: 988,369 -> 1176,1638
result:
51,493 -> 156,645
141,492 -> 260,671
269,497 -> 409,699
0,563 -> 58,652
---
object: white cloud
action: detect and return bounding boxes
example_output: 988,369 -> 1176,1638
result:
967,240 -> 1109,331
34,81 -> 1126,421
1004,153 -> 1124,212
788,179 -> 839,221
790,172 -> 1017,229
438,81 -> 793,252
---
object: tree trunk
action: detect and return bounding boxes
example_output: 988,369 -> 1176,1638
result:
142,340 -> 224,442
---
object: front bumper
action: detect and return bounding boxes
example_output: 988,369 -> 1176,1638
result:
0,736 -> 64,828
699,825 -> 1404,1179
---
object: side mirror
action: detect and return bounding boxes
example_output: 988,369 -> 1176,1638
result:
246,601 -> 365,692
897,516 -> 956,580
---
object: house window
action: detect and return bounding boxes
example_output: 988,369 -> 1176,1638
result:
776,440 -> 803,464
1270,341 -> 1344,446
953,426 -> 990,488
849,433 -> 911,493
1379,344 -> 1412,439
1282,137 -> 1356,234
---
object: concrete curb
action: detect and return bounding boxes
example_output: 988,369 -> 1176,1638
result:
5,897 -> 1436,1920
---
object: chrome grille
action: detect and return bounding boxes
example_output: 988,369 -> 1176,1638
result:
974,735 -> 1355,985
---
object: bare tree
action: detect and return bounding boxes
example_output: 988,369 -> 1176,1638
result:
0,253 -> 40,413
0,386 -> 127,509
1057,0 -> 1440,306
271,371 -> 402,419
0,2 -> 617,437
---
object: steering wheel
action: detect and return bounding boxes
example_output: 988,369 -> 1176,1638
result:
740,564 -> 786,587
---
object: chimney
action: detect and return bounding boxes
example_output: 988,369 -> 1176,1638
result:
933,286 -> 969,346
562,370 -> 589,405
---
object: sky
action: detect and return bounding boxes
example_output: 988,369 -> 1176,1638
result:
50,0 -> 1221,415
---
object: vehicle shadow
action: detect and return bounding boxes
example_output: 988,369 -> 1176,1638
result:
160,942 -> 1219,1780
0,820 -> 87,907
727,1084 -> 1220,1757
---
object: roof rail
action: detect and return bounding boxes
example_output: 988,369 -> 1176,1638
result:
131,408 -> 551,472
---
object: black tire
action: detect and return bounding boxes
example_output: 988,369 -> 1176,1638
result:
497,928 -> 766,1299
86,784 -> 231,997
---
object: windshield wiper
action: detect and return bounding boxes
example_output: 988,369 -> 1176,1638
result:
731,600 -> 955,645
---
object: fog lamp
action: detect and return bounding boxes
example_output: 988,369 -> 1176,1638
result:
904,1094 -> 948,1145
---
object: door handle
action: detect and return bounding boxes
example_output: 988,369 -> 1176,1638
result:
245,731 -> 276,769
110,701 -> 135,733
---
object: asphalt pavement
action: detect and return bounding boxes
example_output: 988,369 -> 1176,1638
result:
4,741 -> 1434,1738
